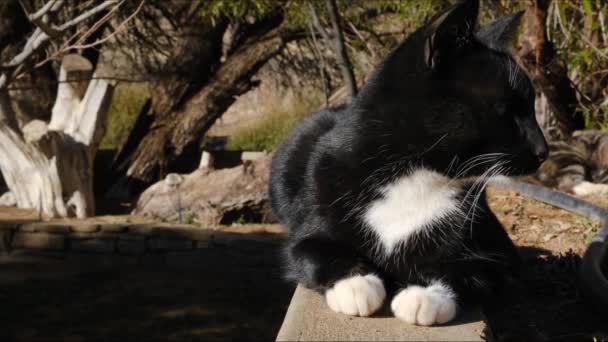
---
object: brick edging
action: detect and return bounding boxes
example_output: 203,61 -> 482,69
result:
0,221 -> 272,256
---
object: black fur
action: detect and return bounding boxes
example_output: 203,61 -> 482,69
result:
269,0 -> 548,312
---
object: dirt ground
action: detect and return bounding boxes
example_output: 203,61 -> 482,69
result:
487,186 -> 604,255
485,187 -> 608,341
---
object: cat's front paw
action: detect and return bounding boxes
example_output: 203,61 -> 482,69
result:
325,274 -> 386,317
391,282 -> 457,326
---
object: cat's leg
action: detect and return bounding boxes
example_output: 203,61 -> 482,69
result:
390,269 -> 507,326
286,236 -> 386,317
391,214 -> 520,326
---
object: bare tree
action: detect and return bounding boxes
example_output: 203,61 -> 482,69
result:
111,4 -> 298,183
0,0 -> 142,218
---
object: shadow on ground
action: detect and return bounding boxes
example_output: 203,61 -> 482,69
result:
0,231 -> 294,341
483,246 -> 608,341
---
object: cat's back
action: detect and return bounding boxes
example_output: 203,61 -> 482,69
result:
269,106 -> 348,225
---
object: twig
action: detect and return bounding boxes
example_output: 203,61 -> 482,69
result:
2,28 -> 49,69
307,1 -> 331,45
27,0 -> 65,22
324,0 -> 357,98
18,0 -> 64,38
0,0 -> 125,90
307,21 -> 330,106
35,0 -> 140,73
55,0 -> 120,31
346,20 -> 378,61
70,0 -> 143,50
577,32 -> 608,59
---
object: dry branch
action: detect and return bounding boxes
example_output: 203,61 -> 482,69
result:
1,0 -> 128,89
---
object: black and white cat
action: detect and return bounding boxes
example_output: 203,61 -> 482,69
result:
269,0 -> 548,326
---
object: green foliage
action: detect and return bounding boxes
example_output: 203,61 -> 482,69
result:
201,0 -> 277,24
100,83 -> 150,150
233,214 -> 247,225
183,212 -> 196,225
578,217 -> 599,245
372,0 -> 446,26
225,100 -> 320,152
200,0 -> 308,28
547,0 -> 608,130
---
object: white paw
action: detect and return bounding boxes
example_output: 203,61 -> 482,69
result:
391,281 -> 457,326
325,274 -> 386,317
572,181 -> 608,196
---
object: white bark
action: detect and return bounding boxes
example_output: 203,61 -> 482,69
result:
0,54 -> 114,218
0,192 -> 16,207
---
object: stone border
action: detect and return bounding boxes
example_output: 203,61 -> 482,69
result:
0,221 -> 277,256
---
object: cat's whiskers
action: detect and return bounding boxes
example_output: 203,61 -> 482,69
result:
451,153 -> 507,180
450,156 -> 497,182
461,162 -> 500,221
456,161 -> 496,223
460,159 -> 511,236
418,133 -> 449,157
445,155 -> 460,176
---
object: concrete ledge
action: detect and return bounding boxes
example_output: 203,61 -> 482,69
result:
276,285 -> 486,341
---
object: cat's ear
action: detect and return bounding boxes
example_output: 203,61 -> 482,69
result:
424,0 -> 478,69
476,11 -> 524,53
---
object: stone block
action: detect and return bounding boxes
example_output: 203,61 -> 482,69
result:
147,238 -> 193,251
11,232 -> 65,250
127,224 -> 157,235
70,238 -> 115,253
70,223 -> 100,233
20,223 -> 71,234
0,229 -> 13,254
118,233 -> 147,241
100,224 -> 127,233
117,239 -> 146,255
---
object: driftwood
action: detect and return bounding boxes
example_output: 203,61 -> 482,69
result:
0,54 -> 114,218
135,154 -> 274,226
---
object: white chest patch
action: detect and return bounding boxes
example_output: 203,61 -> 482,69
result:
363,168 -> 461,255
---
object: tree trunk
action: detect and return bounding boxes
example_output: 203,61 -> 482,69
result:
109,2 -> 226,184
126,20 -> 292,183
518,0 -> 584,139
325,0 -> 357,99
0,54 -> 114,218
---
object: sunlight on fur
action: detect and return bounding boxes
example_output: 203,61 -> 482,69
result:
391,281 -> 457,326
325,274 -> 386,317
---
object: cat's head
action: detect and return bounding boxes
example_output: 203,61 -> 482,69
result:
358,0 -> 548,177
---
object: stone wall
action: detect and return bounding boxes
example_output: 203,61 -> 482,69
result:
0,221 -> 280,260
